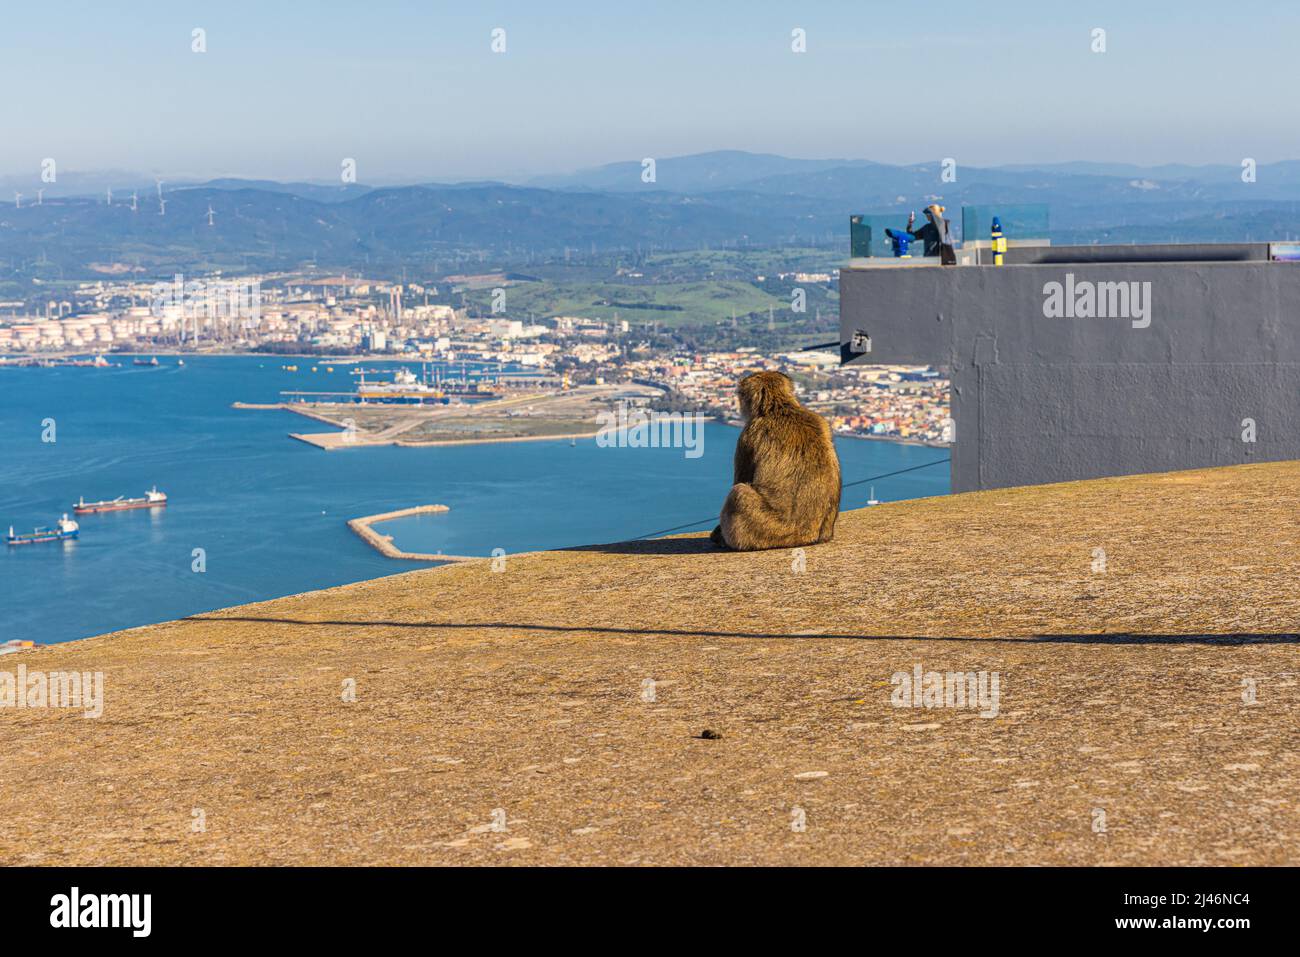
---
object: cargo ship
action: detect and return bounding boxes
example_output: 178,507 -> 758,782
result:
133,356 -> 159,366
7,515 -> 79,546
73,487 -> 167,515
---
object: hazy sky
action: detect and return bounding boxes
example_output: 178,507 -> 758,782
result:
3,0 -> 1296,182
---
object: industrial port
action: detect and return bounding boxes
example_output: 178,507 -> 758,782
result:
235,364 -> 667,450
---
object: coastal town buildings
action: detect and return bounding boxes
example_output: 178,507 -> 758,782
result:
0,272 -> 949,445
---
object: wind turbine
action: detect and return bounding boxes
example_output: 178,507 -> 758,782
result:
130,191 -> 138,212
35,188 -> 43,205
206,205 -> 215,227
158,198 -> 167,216
13,192 -> 21,209
106,187 -> 113,206
155,178 -> 163,199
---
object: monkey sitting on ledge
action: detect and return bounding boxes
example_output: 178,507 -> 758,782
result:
710,371 -> 842,551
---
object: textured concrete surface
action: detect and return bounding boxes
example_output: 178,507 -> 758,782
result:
1,461 -> 1297,865
839,250 -> 1300,492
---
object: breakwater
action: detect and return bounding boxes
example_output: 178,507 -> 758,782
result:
346,505 -> 478,562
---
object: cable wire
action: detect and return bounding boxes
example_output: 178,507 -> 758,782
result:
629,456 -> 951,540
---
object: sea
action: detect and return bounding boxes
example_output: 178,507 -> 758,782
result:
0,356 -> 950,644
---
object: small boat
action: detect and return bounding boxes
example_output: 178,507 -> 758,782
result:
0,639 -> 38,656
177,359 -> 185,366
866,486 -> 881,506
7,514 -> 79,546
91,355 -> 111,368
133,356 -> 159,366
74,487 -> 167,515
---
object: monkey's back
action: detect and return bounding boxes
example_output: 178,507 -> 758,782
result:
743,406 -> 841,529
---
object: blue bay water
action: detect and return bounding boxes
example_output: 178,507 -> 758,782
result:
0,356 -> 949,644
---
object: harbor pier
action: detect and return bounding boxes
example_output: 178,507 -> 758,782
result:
346,505 -> 479,562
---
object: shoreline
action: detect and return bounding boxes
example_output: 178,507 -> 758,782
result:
1,350 -> 506,363
394,429 -> 601,448
239,399 -> 607,451
839,431 -> 948,449
264,403 -> 946,453
7,355 -> 949,449
289,429 -> 605,451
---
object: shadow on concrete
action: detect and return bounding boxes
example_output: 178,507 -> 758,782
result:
567,536 -> 718,556
180,616 -> 1300,646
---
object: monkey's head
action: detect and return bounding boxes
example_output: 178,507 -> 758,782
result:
737,371 -> 796,421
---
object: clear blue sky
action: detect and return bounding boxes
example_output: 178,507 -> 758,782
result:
3,0 -> 1296,182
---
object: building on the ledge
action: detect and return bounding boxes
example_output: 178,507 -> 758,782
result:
839,237 -> 1300,492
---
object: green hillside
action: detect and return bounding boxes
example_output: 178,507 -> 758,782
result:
462,279 -> 786,326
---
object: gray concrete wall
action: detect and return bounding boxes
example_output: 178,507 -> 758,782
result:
1004,242 -> 1273,265
839,251 -> 1300,492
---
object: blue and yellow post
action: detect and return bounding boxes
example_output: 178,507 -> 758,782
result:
991,216 -> 1007,266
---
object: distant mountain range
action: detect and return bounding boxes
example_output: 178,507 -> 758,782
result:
526,150 -> 1300,198
524,150 -> 887,192
2,151 -> 1300,279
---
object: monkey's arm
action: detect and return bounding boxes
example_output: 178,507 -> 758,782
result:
732,429 -> 758,484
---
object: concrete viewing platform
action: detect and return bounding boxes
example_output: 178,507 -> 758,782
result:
0,461 -> 1296,865
839,240 -> 1300,494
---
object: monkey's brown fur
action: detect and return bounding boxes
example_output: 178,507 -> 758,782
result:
710,371 -> 841,551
